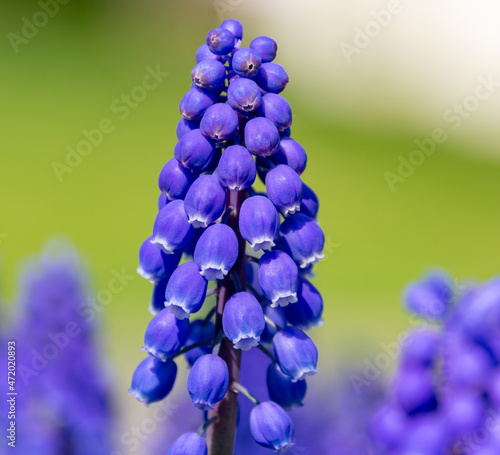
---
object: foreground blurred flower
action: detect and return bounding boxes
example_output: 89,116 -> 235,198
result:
131,19 -> 325,455
372,272 -> 500,454
7,240 -> 114,455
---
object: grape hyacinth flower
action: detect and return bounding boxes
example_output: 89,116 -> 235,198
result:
372,272 -> 500,455
9,240 -> 114,454
131,19 -> 325,455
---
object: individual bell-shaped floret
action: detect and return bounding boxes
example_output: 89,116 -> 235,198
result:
179,87 -> 217,120
404,271 -> 454,321
227,77 -> 262,113
239,195 -> 280,251
217,145 -> 256,191
137,236 -> 181,283
184,175 -> 226,228
232,47 -> 261,77
174,129 -> 215,173
392,366 -> 437,415
250,401 -> 294,452
191,60 -> 226,91
258,250 -> 298,307
283,278 -> 324,330
299,184 -> 319,218
267,362 -> 307,409
165,261 -> 208,319
256,93 -> 292,132
265,164 -> 303,216
441,391 -> 485,438
222,292 -> 265,350
184,319 -> 215,367
273,326 -> 318,382
187,354 -> 229,410
206,27 -> 235,55
281,213 -> 325,268
254,62 -> 289,93
167,432 -> 207,455
271,137 -> 307,175
129,356 -> 177,405
400,328 -> 441,369
200,103 -> 238,141
176,117 -> 200,140
194,224 -> 239,281
195,44 -> 223,63
221,19 -> 243,42
143,308 -> 190,361
244,117 -> 280,158
158,157 -> 198,201
151,200 -> 194,254
250,36 -> 278,62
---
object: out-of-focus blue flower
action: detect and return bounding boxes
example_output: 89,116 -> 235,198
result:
267,362 -> 307,410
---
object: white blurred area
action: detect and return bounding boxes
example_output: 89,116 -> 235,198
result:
235,0 -> 500,157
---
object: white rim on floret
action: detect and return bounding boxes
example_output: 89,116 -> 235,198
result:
164,300 -> 190,320
290,366 -> 318,383
128,388 -> 150,406
150,237 -> 176,255
270,292 -> 298,308
136,266 -> 157,284
275,442 -> 294,453
249,236 -> 275,252
193,399 -> 215,411
282,203 -> 301,217
200,264 -> 227,281
232,334 -> 260,351
299,252 -> 325,269
188,215 -> 209,229
141,345 -> 168,363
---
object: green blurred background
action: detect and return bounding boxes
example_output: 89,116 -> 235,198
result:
1,0 -> 499,451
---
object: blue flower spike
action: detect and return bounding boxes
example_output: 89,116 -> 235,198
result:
223,292 -> 266,350
187,354 -> 230,410
133,19 -> 325,454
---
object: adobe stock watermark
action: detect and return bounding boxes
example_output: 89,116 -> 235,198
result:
110,399 -> 178,455
18,268 -> 135,385
452,409 -> 500,455
7,0 -> 71,54
51,65 -> 169,182
385,74 -> 500,192
213,0 -> 244,21
340,0 -> 404,64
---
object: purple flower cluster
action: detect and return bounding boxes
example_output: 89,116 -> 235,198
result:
372,272 -> 500,454
131,19 -> 325,454
6,241 -> 114,455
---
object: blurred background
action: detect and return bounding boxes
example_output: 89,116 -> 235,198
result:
1,0 -> 499,453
